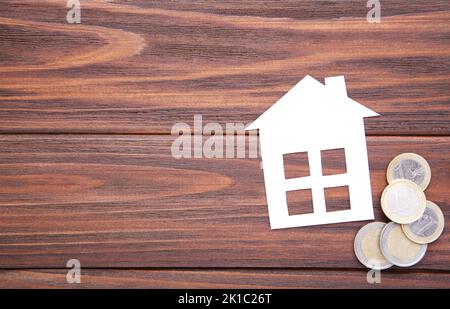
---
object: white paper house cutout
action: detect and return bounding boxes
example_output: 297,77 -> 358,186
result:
246,75 -> 379,229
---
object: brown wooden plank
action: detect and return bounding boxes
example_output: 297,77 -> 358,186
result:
0,135 -> 448,269
0,269 -> 449,289
0,0 -> 449,134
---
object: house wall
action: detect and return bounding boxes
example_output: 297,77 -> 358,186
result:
344,118 -> 375,219
259,116 -> 374,229
264,116 -> 360,155
259,128 -> 290,228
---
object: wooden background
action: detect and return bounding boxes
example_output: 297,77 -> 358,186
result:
0,0 -> 449,288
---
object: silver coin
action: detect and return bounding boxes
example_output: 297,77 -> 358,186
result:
387,153 -> 431,190
381,179 -> 426,224
354,222 -> 393,270
380,222 -> 427,267
402,201 -> 445,244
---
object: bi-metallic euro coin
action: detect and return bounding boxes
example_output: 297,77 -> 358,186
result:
380,222 -> 427,267
381,179 -> 426,224
354,222 -> 393,270
402,201 -> 445,244
386,153 -> 431,190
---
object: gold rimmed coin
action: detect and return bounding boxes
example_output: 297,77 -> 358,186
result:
380,222 -> 427,267
402,201 -> 445,244
381,179 -> 426,224
386,153 -> 431,190
354,222 -> 393,270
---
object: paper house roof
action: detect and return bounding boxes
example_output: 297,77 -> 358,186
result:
246,75 -> 379,131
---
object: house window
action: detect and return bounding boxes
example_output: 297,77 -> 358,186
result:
284,148 -> 349,215
321,148 -> 347,176
324,186 -> 351,212
286,189 -> 313,215
283,151 -> 309,179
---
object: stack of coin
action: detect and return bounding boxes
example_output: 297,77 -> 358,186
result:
355,153 -> 445,270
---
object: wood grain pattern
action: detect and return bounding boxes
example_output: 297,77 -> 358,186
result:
1,269 -> 449,289
0,0 -> 448,134
0,0 -> 449,288
0,135 -> 448,270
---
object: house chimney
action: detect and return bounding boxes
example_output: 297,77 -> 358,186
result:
325,76 -> 347,98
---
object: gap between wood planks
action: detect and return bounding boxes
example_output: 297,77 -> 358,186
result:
0,267 -> 449,273
1,268 -> 449,288
0,133 -> 449,137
